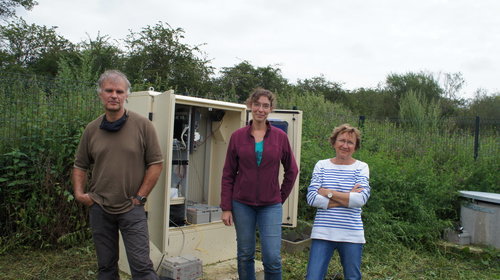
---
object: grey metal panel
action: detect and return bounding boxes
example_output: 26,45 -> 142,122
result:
459,191 -> 500,204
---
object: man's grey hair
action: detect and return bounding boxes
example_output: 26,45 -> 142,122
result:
96,70 -> 131,94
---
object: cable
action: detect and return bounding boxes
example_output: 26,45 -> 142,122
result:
155,253 -> 166,273
169,218 -> 187,256
156,218 -> 188,273
180,126 -> 189,150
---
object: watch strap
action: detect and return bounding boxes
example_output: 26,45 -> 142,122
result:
135,195 -> 147,205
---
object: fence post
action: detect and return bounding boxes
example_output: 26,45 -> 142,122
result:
358,115 -> 365,129
474,116 -> 480,161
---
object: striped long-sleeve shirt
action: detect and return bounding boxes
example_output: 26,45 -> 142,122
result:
306,159 -> 370,243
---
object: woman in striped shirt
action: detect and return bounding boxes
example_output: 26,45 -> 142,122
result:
305,124 -> 371,280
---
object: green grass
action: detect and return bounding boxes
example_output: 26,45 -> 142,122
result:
1,241 -> 498,280
0,241 -> 97,280
282,241 -> 500,280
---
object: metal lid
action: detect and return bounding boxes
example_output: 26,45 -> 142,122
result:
459,191 -> 500,204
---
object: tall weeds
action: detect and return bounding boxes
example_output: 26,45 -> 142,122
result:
0,72 -> 101,251
0,78 -> 498,252
288,91 -> 499,250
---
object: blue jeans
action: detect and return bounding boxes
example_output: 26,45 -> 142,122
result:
89,204 -> 159,280
306,239 -> 363,280
232,200 -> 283,280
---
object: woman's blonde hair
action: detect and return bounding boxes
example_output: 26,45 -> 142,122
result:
329,124 -> 362,150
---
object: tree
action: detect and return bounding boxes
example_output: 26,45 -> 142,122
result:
467,90 -> 500,119
78,33 -> 123,75
0,17 -> 75,76
0,0 -> 37,20
123,21 -> 213,94
296,75 -> 345,103
385,72 -> 443,102
399,89 -> 441,130
214,61 -> 289,103
344,87 -> 388,118
382,72 -> 444,118
438,72 -> 465,100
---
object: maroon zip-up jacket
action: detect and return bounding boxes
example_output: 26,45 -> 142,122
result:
220,121 -> 299,211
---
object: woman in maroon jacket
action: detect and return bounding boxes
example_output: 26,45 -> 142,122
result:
220,88 -> 299,280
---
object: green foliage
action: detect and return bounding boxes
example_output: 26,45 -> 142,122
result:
0,18 -> 498,258
214,61 -> 290,103
399,89 -> 441,130
466,90 -> 500,119
0,17 -> 76,76
343,87 -> 386,117
0,17 -> 495,120
0,0 -> 37,19
279,89 -> 357,220
296,75 -> 345,104
0,241 -> 498,279
56,228 -> 92,248
361,152 -> 452,248
0,73 -> 101,250
297,97 -> 499,250
57,51 -> 97,85
386,71 -> 443,102
124,21 -> 213,94
374,71 -> 444,118
78,33 -> 124,76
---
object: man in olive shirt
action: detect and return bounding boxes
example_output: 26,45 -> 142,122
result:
72,70 -> 163,280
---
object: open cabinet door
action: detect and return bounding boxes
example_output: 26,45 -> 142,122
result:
247,110 -> 302,227
124,90 -> 176,254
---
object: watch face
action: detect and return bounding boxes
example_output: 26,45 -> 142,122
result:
327,193 -> 333,198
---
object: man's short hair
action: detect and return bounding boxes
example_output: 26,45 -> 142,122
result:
97,70 -> 131,94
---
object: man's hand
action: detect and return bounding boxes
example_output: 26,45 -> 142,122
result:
72,168 -> 93,206
75,192 -> 94,206
222,210 -> 233,226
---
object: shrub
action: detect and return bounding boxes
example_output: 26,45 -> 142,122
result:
0,73 -> 100,250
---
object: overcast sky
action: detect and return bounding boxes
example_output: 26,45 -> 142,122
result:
15,0 -> 500,98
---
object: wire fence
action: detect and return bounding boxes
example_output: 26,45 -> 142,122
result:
0,74 -> 499,162
0,73 -> 102,152
298,110 -> 498,162
359,116 -> 498,162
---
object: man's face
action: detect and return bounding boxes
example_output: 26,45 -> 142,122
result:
99,78 -> 128,113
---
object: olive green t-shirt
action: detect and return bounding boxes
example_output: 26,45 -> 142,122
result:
74,110 -> 163,214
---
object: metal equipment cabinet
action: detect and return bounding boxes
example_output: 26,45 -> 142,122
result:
118,90 -> 302,274
459,191 -> 500,249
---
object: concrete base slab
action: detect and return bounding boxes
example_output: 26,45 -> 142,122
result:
443,228 -> 471,245
203,259 -> 264,280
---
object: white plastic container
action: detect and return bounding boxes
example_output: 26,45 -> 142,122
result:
159,255 -> 202,280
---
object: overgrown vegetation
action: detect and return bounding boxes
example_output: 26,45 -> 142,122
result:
0,238 -> 498,279
0,73 -> 99,252
1,13 -> 499,279
278,91 -> 499,253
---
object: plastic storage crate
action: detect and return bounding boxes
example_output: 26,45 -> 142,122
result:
186,206 -> 210,224
207,206 -> 222,222
159,255 -> 202,280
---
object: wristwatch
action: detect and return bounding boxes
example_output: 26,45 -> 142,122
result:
135,195 -> 147,205
327,192 -> 333,199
